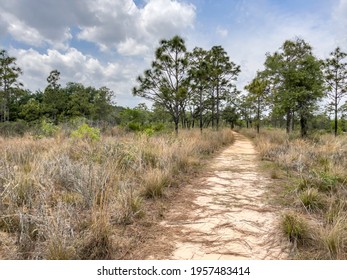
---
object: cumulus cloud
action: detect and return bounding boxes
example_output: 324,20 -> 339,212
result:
117,38 -> 150,56
0,0 -> 196,55
1,11 -> 45,47
78,0 -> 196,54
139,0 -> 195,38
0,0 -> 88,49
77,0 -> 140,51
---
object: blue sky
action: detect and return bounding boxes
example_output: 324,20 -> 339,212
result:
0,0 -> 346,107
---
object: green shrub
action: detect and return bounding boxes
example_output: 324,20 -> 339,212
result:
70,123 -> 100,142
39,119 -> 58,137
127,122 -> 141,131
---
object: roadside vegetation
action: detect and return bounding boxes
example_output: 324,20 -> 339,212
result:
241,128 -> 347,259
0,125 -> 234,259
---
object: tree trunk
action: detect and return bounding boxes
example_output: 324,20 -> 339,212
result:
335,91 -> 338,137
199,89 -> 203,133
211,90 -> 215,129
216,85 -> 220,131
286,109 -> 291,134
300,114 -> 308,138
174,120 -> 179,135
256,96 -> 260,134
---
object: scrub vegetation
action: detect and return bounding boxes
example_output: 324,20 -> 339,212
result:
242,128 -> 347,259
0,127 -> 234,259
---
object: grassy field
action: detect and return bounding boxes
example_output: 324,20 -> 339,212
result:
0,128 -> 234,259
241,128 -> 347,259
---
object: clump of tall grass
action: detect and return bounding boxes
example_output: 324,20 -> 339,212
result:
281,212 -> 312,246
298,188 -> 326,212
0,127 -> 234,259
320,217 -> 347,259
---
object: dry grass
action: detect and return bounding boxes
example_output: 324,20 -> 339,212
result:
241,128 -> 347,259
0,128 -> 234,259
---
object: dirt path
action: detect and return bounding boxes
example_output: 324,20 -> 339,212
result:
148,132 -> 290,260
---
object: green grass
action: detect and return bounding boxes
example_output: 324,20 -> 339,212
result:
281,212 -> 311,245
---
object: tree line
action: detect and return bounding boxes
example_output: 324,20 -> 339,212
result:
243,38 -> 347,137
1,36 -> 347,137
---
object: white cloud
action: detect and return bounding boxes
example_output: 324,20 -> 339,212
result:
1,0 -> 196,55
78,0 -> 196,55
0,0 -> 84,49
77,0 -> 140,51
1,11 -> 45,47
216,26 -> 228,38
139,0 -> 196,38
117,38 -> 149,56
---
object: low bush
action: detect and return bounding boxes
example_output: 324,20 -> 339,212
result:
70,123 -> 100,142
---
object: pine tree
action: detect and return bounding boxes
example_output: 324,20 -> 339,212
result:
323,47 -> 347,136
133,36 -> 189,134
0,49 -> 23,122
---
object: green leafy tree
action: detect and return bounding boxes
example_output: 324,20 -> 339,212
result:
66,83 -> 94,118
323,47 -> 347,136
92,86 -> 115,121
133,35 -> 189,134
0,49 -> 23,122
120,104 -> 150,131
263,38 -> 324,137
19,98 -> 43,122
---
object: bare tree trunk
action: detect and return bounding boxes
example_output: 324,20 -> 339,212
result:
300,114 -> 308,138
335,90 -> 338,137
286,109 -> 292,134
216,85 -> 220,131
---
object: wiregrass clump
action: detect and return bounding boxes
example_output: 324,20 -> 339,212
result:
281,212 -> 312,245
0,128 -> 234,259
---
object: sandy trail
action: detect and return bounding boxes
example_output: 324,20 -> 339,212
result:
149,132 -> 290,260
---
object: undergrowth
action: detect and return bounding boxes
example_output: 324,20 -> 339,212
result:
241,128 -> 347,259
0,128 -> 234,259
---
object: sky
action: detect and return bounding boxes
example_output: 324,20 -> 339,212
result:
0,0 -> 347,107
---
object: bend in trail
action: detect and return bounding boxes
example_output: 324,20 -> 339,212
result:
148,132 -> 290,260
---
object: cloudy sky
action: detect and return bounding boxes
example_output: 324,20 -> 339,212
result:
1,0 -> 346,107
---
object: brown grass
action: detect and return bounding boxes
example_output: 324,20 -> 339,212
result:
241,128 -> 347,259
0,128 -> 234,259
